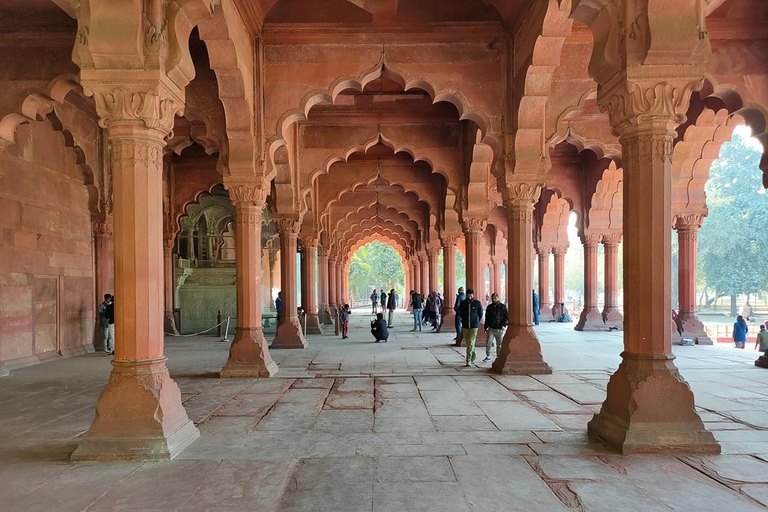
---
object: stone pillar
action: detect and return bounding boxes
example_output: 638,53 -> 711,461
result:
552,245 -> 567,319
220,184 -> 278,376
674,214 -> 712,344
93,218 -> 115,303
328,255 -> 337,311
335,260 -> 344,306
602,232 -> 623,330
413,258 -> 422,294
267,243 -> 278,311
438,235 -> 458,332
273,218 -> 307,348
318,248 -> 332,324
71,81 -> 199,461
576,233 -> 604,331
586,80 -> 718,454
420,253 -> 430,294
94,218 -> 115,347
536,246 -> 552,321
163,236 -> 176,333
428,247 -> 440,294
492,183 -> 551,375
300,237 -> 323,334
491,257 -> 502,298
463,219 -> 487,299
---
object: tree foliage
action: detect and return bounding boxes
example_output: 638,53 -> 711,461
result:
348,241 -> 405,300
698,128 -> 768,297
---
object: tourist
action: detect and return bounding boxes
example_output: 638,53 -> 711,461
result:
432,292 -> 443,331
755,325 -> 768,354
558,303 -> 572,323
371,312 -> 389,343
733,315 -> 748,349
97,294 -> 113,355
380,289 -> 387,314
275,291 -> 282,323
410,290 -> 424,332
339,304 -> 351,339
424,292 -> 435,327
386,289 -> 397,327
532,289 -> 540,326
482,293 -> 508,362
672,309 -> 683,337
370,290 -> 379,314
106,297 -> 115,356
459,289 -> 483,366
453,286 -> 466,345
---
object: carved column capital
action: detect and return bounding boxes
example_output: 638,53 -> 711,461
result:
225,181 -> 269,208
536,244 -> 552,256
427,247 -> 441,259
673,212 -> 705,232
274,217 -> 302,235
501,180 -> 543,206
82,78 -> 184,138
93,218 -> 114,239
299,236 -> 319,251
599,79 -> 704,138
462,217 -> 487,234
551,244 -> 569,256
440,234 -> 460,248
582,232 -> 603,247
601,231 -> 623,246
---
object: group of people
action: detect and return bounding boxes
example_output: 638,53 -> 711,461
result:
733,315 -> 768,352
407,290 -> 443,332
370,289 -> 398,327
97,294 -> 115,355
452,288 -> 510,366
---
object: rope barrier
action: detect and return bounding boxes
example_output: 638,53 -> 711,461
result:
164,319 -> 227,337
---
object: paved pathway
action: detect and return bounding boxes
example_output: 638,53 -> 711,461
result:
3,309 -> 768,511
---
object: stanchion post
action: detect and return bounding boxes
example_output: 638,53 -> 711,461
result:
217,310 -> 222,337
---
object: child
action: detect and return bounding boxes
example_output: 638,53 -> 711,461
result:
339,304 -> 351,339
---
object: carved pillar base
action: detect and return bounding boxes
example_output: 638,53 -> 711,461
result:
588,353 -> 719,454
273,319 -> 308,349
71,359 -> 199,461
678,313 -> 712,345
575,308 -> 607,331
319,305 -> 333,325
221,327 -> 278,378
755,355 -> 768,368
492,326 -> 552,375
305,313 -> 323,335
602,308 -> 624,330
539,304 -> 553,321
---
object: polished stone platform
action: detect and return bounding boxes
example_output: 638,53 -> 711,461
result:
3,309 -> 768,511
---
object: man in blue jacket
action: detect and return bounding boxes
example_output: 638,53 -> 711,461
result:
453,286 -> 466,346
458,288 -> 483,366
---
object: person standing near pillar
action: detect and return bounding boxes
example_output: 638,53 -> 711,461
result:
97,294 -> 113,354
410,290 -> 424,332
483,293 -> 508,362
387,289 -> 396,328
453,286 -> 466,346
532,289 -> 540,326
458,289 -> 483,366
371,289 -> 379,314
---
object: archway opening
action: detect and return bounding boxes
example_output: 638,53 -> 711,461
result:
348,240 -> 406,306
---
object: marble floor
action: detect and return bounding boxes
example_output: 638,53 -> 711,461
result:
3,309 -> 768,511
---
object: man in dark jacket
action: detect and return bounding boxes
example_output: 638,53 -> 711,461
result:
371,313 -> 389,343
532,289 -> 540,326
386,289 -> 397,327
453,287 -> 466,346
410,290 -> 424,332
380,290 -> 387,312
482,293 -> 508,362
458,288 -> 483,366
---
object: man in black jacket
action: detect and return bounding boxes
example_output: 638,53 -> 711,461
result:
386,289 -> 397,327
458,288 -> 483,366
482,293 -> 508,362
371,313 -> 389,343
410,290 -> 424,332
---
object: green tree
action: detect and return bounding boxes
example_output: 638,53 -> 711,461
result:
348,241 -> 405,301
697,128 -> 768,314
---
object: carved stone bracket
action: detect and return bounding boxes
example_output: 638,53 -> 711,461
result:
673,212 -> 705,232
582,231 -> 603,247
275,217 -> 302,235
462,217 -> 488,234
440,234 -> 460,248
601,231 -> 623,246
93,218 -> 114,239
551,244 -> 569,255
225,180 -> 269,208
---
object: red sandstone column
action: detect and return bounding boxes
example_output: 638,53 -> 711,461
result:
602,232 -> 623,330
586,80 -> 717,454
420,253 -> 430,294
220,184 -> 278,376
462,219 -> 487,300
493,184 -> 551,375
552,245 -> 567,319
413,258 -> 422,294
273,218 -> 307,348
342,261 -> 349,306
93,218 -> 115,303
536,246 -> 552,321
576,233 -> 604,331
335,260 -> 344,306
428,248 -> 440,293
72,81 -> 199,461
299,239 -> 322,334
267,242 -> 278,311
328,255 -> 337,311
675,214 -> 712,344
318,247 -> 332,324
439,235 -> 459,331
491,257 -> 501,297
163,236 -> 176,333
